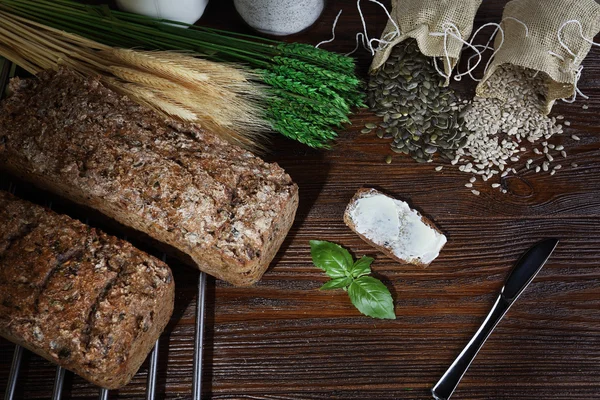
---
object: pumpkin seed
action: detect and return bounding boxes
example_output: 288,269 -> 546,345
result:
365,39 -> 465,162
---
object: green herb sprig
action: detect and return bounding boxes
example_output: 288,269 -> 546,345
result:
310,240 -> 396,320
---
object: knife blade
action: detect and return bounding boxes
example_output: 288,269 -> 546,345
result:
431,238 -> 559,400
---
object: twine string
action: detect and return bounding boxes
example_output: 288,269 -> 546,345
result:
315,9 -> 343,49
429,22 -> 485,81
367,0 -> 400,52
549,19 -> 600,102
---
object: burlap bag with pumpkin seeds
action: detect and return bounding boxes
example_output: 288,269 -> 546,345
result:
477,0 -> 600,114
370,0 -> 482,85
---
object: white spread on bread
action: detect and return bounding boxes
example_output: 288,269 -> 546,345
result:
348,191 -> 446,265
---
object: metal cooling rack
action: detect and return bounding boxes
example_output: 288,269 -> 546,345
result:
0,59 -> 208,400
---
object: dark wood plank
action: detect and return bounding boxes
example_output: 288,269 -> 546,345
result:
2,0 -> 600,399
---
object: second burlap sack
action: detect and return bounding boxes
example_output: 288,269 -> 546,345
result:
477,0 -> 600,114
370,0 -> 482,85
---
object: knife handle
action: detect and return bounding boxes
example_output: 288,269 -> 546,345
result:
431,294 -> 511,400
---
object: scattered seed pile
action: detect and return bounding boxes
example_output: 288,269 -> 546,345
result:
450,65 -> 575,194
365,40 -> 466,163
365,46 -> 580,196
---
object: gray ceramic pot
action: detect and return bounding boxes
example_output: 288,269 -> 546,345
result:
234,0 -> 325,36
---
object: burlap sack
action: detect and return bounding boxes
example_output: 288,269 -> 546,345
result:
477,0 -> 600,114
369,0 -> 482,85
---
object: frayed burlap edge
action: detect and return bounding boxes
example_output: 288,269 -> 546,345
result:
476,0 -> 600,114
370,0 -> 482,86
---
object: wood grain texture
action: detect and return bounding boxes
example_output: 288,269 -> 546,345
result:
2,0 -> 600,398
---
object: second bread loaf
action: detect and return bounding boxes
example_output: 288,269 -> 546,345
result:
0,191 -> 174,389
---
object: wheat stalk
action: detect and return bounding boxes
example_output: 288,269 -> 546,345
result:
107,49 -> 213,84
114,81 -> 200,122
110,66 -> 183,91
0,11 -> 269,151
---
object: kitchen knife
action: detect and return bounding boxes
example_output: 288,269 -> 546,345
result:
431,238 -> 559,400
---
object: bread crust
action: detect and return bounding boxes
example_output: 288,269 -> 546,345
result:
0,69 -> 298,286
343,188 -> 445,267
0,191 -> 175,389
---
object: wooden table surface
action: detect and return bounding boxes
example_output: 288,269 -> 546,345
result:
2,0 -> 600,399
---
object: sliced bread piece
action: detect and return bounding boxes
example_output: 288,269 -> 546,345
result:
344,188 -> 446,267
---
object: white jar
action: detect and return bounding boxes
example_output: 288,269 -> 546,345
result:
234,0 -> 325,36
116,0 -> 209,25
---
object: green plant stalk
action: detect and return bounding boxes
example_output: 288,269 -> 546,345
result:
273,56 -> 361,91
267,65 -> 355,112
272,89 -> 350,125
0,0 -> 362,148
0,0 -> 356,72
270,97 -> 347,129
0,1 -> 275,66
267,104 -> 338,148
275,42 -> 355,74
261,70 -> 350,115
269,61 -> 363,107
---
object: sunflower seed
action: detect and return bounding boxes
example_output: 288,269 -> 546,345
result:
455,65 -> 569,185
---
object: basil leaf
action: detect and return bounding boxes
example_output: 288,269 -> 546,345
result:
309,240 -> 353,279
348,276 -> 396,319
351,256 -> 373,278
320,277 -> 352,290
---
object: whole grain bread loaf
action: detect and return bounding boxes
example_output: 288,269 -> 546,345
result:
0,190 -> 174,389
0,69 -> 299,286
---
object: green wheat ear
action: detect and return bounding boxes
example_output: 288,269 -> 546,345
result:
268,103 -> 338,148
260,70 -> 351,115
267,64 -> 353,111
272,57 -> 366,108
270,97 -> 348,129
347,90 -> 367,108
272,89 -> 350,126
273,56 -> 361,89
276,43 -> 356,74
268,62 -> 364,109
